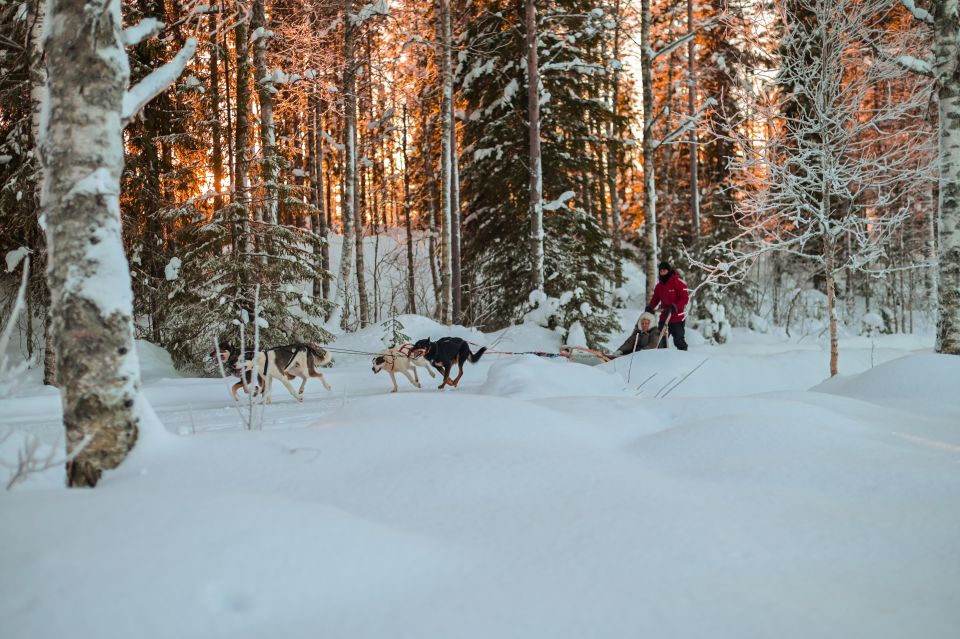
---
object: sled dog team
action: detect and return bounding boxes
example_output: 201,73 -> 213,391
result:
212,336 -> 487,402
213,261 -> 688,401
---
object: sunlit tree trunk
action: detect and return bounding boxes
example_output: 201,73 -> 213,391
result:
606,0 -> 623,286
402,104 -> 417,315
331,0 -> 357,329
641,0 -> 659,290
234,1 -> 253,262
209,13 -> 224,213
439,0 -> 454,323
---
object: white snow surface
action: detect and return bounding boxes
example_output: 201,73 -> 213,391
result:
1,318 -> 958,639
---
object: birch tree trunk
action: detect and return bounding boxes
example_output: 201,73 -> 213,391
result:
29,0 -> 58,387
40,0 -> 192,486
252,0 -> 278,227
641,0 -> 659,290
439,0 -> 454,323
330,0 -> 357,329
934,0 -> 960,354
526,0 -> 544,293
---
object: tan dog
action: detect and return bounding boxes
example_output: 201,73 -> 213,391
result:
371,348 -> 436,392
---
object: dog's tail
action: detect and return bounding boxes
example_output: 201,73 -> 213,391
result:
470,346 -> 487,363
307,342 -> 333,367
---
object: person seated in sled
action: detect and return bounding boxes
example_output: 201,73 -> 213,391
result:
612,311 -> 664,357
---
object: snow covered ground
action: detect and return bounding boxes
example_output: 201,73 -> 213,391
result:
1,315 -> 959,639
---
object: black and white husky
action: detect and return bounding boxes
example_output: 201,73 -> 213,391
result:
215,342 -> 332,403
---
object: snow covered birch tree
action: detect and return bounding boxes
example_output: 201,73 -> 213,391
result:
927,0 -> 960,354
439,0 -> 454,323
694,0 -> 934,376
40,0 -> 195,486
526,0 -> 545,293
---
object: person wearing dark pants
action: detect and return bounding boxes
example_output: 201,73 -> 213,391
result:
646,260 -> 690,351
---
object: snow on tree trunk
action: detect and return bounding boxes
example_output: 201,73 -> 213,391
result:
526,0 -> 544,293
641,0 -> 659,291
29,0 -> 57,387
330,1 -> 357,330
40,0 -> 193,487
934,0 -> 960,355
252,0 -> 278,227
439,0 -> 454,324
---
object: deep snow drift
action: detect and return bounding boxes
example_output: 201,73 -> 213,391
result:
1,316 -> 958,639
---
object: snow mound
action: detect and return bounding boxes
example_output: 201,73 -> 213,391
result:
136,340 -> 182,381
813,352 -> 960,408
477,355 -> 628,399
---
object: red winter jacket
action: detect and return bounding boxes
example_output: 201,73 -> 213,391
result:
647,271 -> 689,324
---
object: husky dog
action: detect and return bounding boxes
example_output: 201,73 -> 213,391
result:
214,342 -> 332,403
371,347 -> 436,393
212,343 -> 265,401
411,337 -> 486,390
248,343 -> 333,403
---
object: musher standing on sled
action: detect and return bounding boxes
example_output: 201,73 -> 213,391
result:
646,260 -> 689,351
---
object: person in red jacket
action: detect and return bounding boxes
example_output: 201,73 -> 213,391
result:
645,260 -> 689,350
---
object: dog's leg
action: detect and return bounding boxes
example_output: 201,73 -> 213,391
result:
400,368 -> 420,389
276,373 -> 303,402
451,361 -> 465,387
231,381 -> 242,401
411,366 -> 420,385
309,366 -> 332,391
436,363 -> 450,389
388,371 -> 399,393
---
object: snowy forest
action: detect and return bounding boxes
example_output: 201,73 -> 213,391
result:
2,0 -> 960,634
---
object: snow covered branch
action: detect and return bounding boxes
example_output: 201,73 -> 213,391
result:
121,18 -> 164,47
898,0 -> 934,25
121,38 -> 198,128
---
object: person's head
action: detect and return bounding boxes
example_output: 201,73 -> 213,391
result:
638,311 -> 657,331
658,260 -> 671,276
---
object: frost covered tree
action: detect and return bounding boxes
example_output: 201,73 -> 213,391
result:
40,0 -> 195,486
459,0 -> 621,346
694,0 -> 934,376
895,0 -> 960,354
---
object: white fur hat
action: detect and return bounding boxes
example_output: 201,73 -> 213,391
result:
637,311 -> 657,329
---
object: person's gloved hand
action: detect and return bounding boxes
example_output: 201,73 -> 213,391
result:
665,303 -> 678,315
644,305 -> 654,314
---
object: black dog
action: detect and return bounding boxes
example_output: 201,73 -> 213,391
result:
211,343 -> 263,400
411,337 -> 486,389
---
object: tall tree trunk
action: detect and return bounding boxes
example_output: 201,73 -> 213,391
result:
423,109 -> 442,316
687,0 -> 701,249
29,0 -> 57,387
234,2 -> 253,264
251,0 -> 278,228
825,239 -> 839,377
451,102 -> 462,323
42,0 -> 142,487
607,0 -> 623,286
402,104 -> 417,315
934,1 -> 960,354
330,0 -> 357,329
526,0 -> 544,293
309,94 -> 329,302
439,0 -> 454,323
209,14 -> 224,212
641,0 -> 659,290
